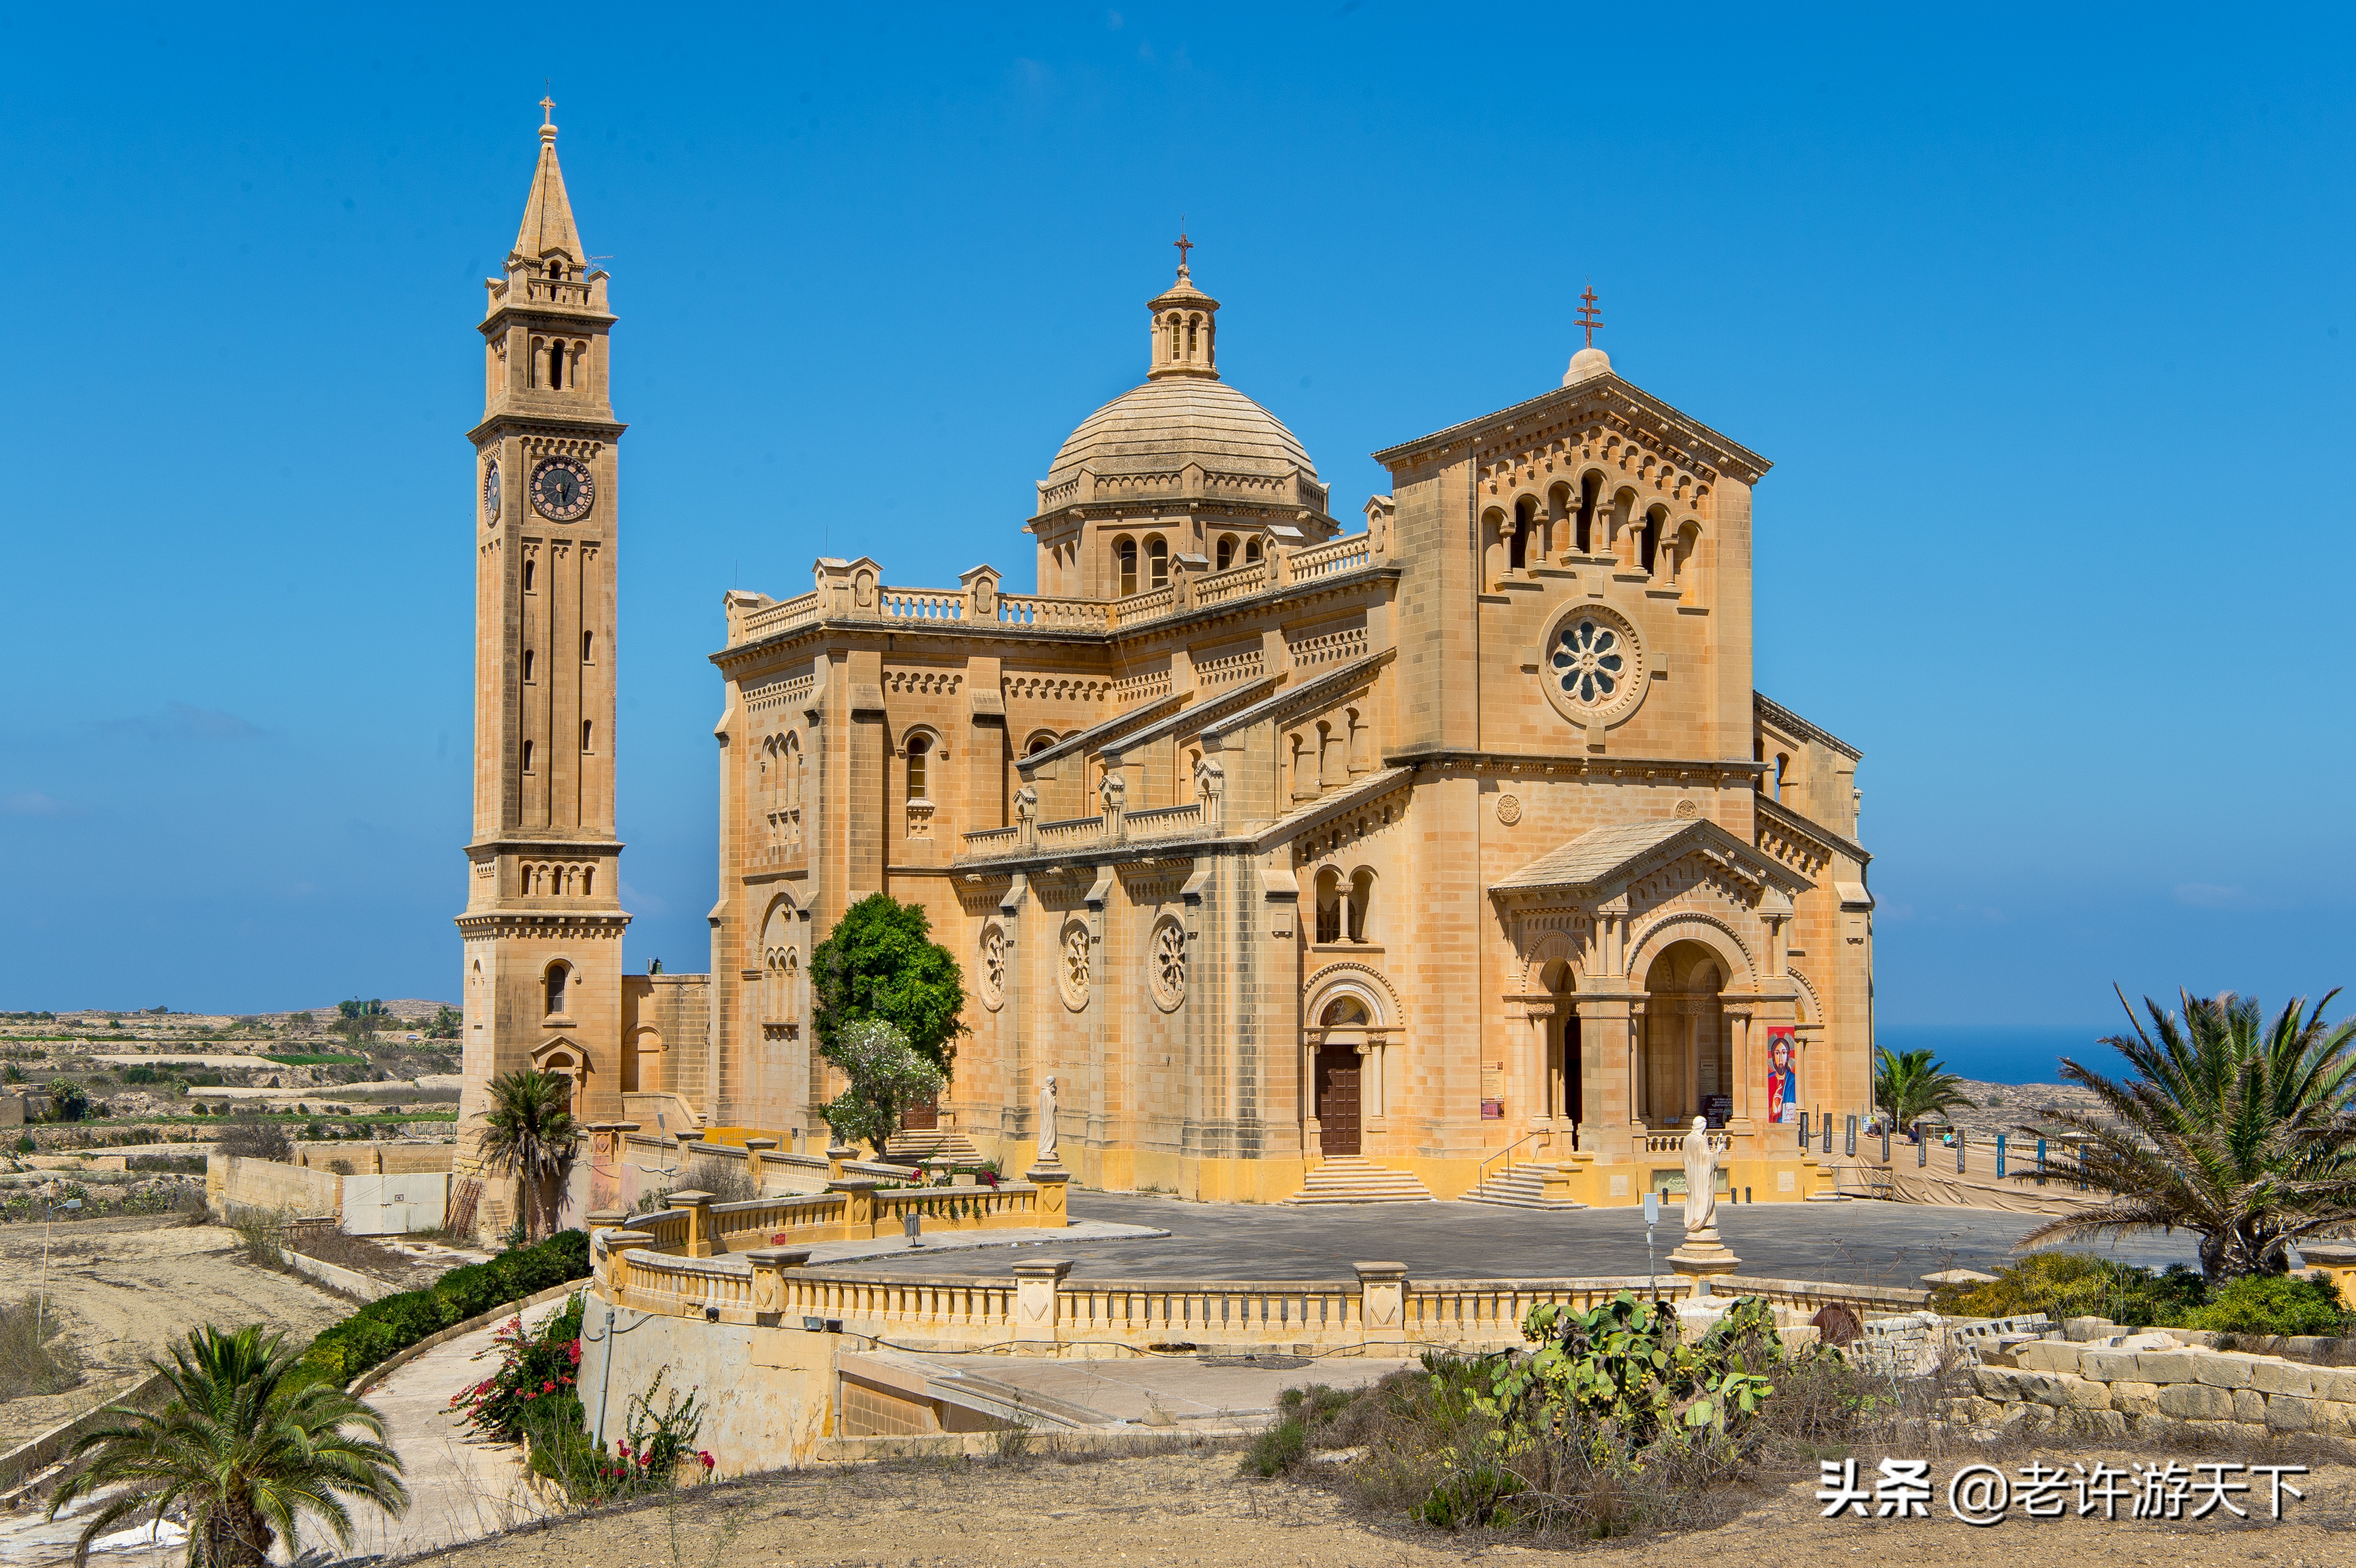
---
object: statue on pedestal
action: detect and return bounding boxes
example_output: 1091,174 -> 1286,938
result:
1668,1114 -> 1739,1280
1034,1075 -> 1060,1166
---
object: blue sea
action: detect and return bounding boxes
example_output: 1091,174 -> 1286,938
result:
1875,1024 -> 2127,1087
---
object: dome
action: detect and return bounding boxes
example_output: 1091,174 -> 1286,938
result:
1047,376 -> 1318,485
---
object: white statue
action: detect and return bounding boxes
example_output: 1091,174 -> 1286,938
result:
1681,1115 -> 1720,1235
1035,1074 -> 1060,1164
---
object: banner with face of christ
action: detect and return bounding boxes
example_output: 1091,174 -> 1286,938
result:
1765,1026 -> 1798,1124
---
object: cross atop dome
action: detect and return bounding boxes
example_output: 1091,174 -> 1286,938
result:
1563,279 -> 1613,386
1147,242 -> 1219,380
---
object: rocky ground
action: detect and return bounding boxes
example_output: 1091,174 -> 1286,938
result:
407,1442 -> 2356,1568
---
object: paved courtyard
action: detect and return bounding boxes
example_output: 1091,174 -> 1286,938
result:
851,1192 -> 2200,1287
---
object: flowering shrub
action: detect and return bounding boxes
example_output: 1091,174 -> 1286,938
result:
448,1293 -> 585,1442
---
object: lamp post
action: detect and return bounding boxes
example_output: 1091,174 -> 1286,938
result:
1642,1190 -> 1659,1301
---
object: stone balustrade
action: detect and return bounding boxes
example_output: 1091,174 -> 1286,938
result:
1124,802 -> 1206,842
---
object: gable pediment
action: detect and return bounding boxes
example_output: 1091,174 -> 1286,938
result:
1490,817 -> 1809,911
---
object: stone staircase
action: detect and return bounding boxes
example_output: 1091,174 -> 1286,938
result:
1282,1156 -> 1435,1205
1457,1161 -> 1588,1210
884,1127 -> 983,1164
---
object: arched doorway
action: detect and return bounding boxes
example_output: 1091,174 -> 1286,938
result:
1640,941 -> 1728,1126
1313,996 -> 1367,1156
1538,959 -> 1581,1127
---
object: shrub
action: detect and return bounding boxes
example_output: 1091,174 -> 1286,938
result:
448,1293 -> 585,1442
2188,1273 -> 2349,1337
0,1294 -> 81,1399
299,1229 -> 592,1385
1241,1416 -> 1307,1478
1928,1251 -> 2209,1327
216,1113 -> 293,1163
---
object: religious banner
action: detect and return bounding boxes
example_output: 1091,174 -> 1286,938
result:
1765,1026 -> 1799,1124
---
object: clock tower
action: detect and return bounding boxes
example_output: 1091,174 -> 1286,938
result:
454,105 -> 628,1235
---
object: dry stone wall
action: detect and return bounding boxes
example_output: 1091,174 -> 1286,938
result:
1954,1326 -> 2356,1442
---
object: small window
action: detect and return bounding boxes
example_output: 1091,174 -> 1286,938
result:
1244,537 -> 1263,564
1216,535 -> 1237,571
1147,536 -> 1168,589
1576,474 -> 1599,554
1116,537 -> 1138,597
1641,509 -> 1663,574
1027,734 -> 1055,757
906,733 -> 930,801
522,649 -> 535,682
581,719 -> 593,753
548,340 -> 564,390
582,630 -> 595,663
1510,498 -> 1533,571
544,964 -> 568,1017
1314,868 -> 1343,944
1347,869 -> 1374,943
522,558 -> 536,592
522,740 -> 535,773
583,867 -> 595,896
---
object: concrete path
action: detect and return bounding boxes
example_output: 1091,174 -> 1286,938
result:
843,1191 -> 2199,1288
338,1296 -> 573,1561
912,1350 -> 1417,1428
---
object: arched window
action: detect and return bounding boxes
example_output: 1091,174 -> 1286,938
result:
1215,534 -> 1237,571
1774,753 -> 1790,801
522,740 -> 535,774
581,719 -> 593,753
1026,732 -> 1056,758
582,630 -> 595,663
1244,537 -> 1263,564
906,733 -> 930,801
1314,868 -> 1343,944
1116,536 -> 1138,597
522,557 -> 536,592
522,649 -> 535,682
1576,474 -> 1600,555
1146,536 -> 1168,589
1641,508 -> 1664,574
1347,869 -> 1375,943
582,867 -> 595,896
547,260 -> 564,279
544,963 -> 569,1017
1510,497 -> 1533,571
548,338 -> 564,390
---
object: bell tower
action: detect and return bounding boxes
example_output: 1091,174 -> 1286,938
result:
453,103 -> 629,1234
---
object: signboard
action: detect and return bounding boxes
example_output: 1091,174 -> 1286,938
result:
1765,1026 -> 1798,1124
1702,1094 -> 1732,1128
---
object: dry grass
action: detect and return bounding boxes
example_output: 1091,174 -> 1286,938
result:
0,1292 -> 82,1401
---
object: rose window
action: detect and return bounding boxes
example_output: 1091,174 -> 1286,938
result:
1550,618 -> 1626,705
979,925 -> 1007,1009
1150,920 -> 1187,1011
1059,922 -> 1091,1009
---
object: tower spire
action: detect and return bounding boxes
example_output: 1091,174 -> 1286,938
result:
1145,240 -> 1220,380
511,105 -> 584,268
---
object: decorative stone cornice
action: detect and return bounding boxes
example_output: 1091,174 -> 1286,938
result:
1370,373 -> 1769,486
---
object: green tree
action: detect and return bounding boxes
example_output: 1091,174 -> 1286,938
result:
1872,1046 -> 1978,1132
478,1069 -> 581,1242
2021,990 -> 2356,1284
48,1081 -> 90,1123
819,1018 -> 947,1158
811,893 -> 966,1071
426,1004 -> 461,1040
46,1323 -> 406,1567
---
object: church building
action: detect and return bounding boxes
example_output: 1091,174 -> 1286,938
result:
454,118 -> 1875,1221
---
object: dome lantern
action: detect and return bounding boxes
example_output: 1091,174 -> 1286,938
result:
1146,236 -> 1219,381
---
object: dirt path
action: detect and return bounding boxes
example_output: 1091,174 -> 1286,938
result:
408,1445 -> 2356,1568
0,1217 -> 351,1448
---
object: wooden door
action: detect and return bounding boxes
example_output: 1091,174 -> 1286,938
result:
1315,1047 -> 1360,1156
902,1092 -> 939,1131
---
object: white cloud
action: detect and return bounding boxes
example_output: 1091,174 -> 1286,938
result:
2,791 -> 63,815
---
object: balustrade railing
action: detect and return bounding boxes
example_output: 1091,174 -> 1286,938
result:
737,592 -> 820,642
1108,585 -> 1176,626
1289,531 -> 1373,581
1125,802 -> 1205,841
996,595 -> 1110,630
962,825 -> 1019,853
1190,560 -> 1269,607
879,586 -> 966,622
1034,814 -> 1104,849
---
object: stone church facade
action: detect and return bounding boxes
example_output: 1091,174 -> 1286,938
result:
456,121 -> 1875,1218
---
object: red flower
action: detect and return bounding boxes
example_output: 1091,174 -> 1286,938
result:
698,1451 -> 715,1469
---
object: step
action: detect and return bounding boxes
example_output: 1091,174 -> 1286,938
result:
1282,1156 -> 1435,1205
1457,1163 -> 1588,1210
885,1128 -> 983,1164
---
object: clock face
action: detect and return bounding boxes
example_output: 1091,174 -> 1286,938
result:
481,462 -> 501,523
530,456 -> 595,522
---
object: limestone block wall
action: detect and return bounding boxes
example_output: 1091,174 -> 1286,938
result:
1957,1330 -> 2356,1442
206,1154 -> 342,1217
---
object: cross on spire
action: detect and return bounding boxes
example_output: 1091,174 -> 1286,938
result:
1576,283 -> 1603,349
540,94 -> 556,125
1173,232 -> 1193,272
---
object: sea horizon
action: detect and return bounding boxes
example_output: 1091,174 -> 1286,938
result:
1874,1023 -> 2126,1087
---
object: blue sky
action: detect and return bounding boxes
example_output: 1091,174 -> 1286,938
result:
2,3 -> 2350,1046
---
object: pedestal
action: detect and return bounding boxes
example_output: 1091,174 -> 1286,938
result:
1668,1226 -> 1740,1280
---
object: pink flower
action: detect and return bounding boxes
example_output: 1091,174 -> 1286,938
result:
698,1451 -> 715,1469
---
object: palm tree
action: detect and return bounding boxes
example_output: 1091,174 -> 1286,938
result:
2020,990 -> 2356,1284
479,1067 -> 581,1241
1874,1046 -> 1978,1133
46,1324 -> 405,1567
